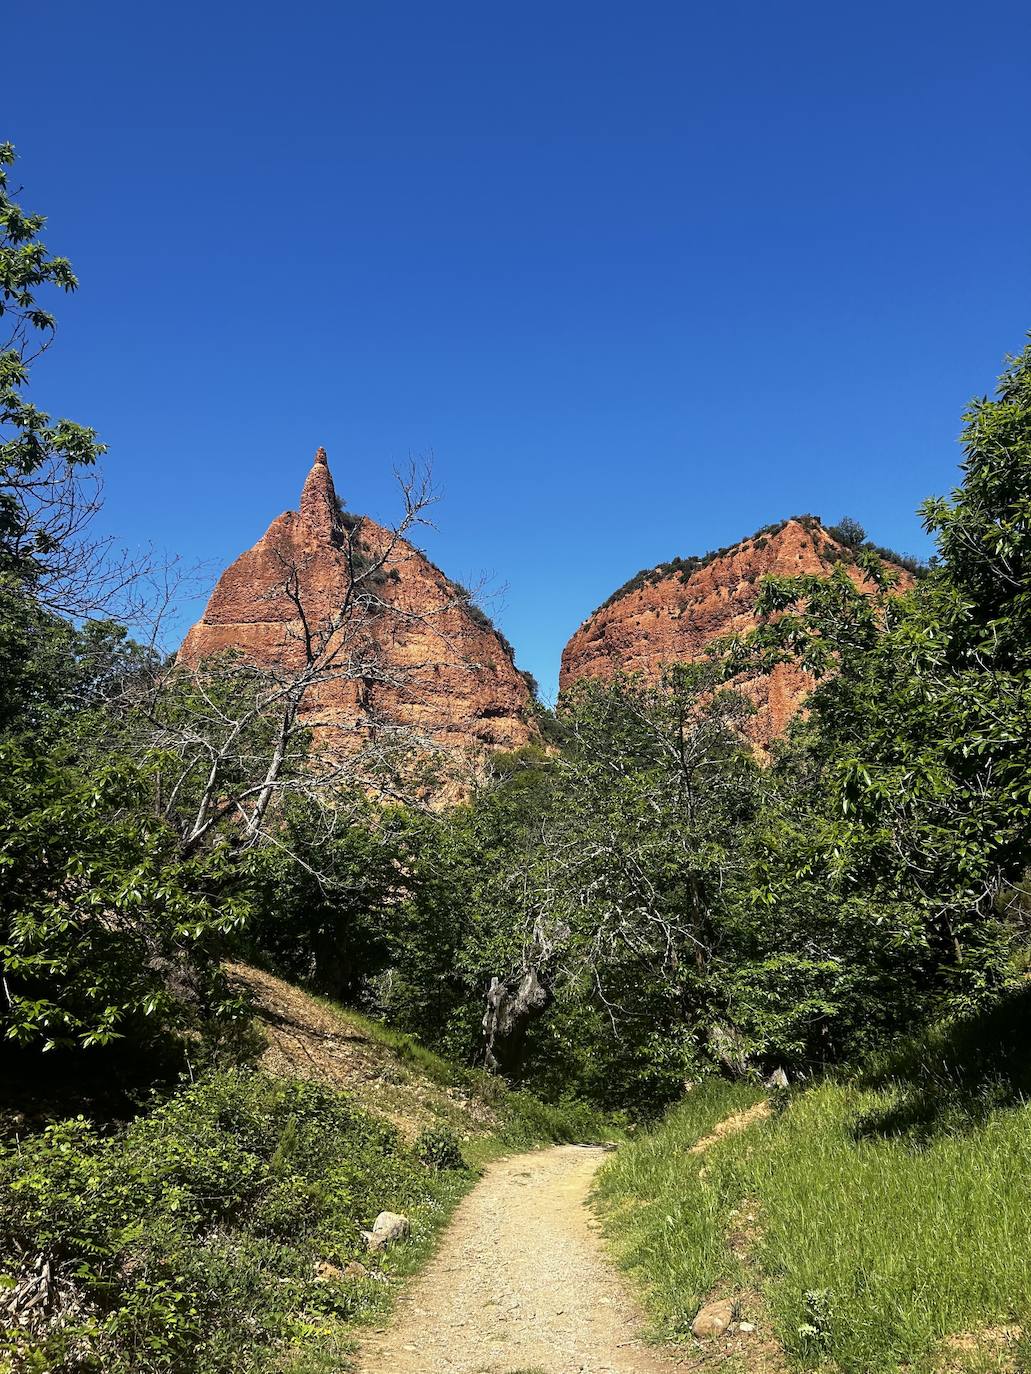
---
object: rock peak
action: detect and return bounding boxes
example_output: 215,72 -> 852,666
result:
300,447 -> 338,542
560,517 -> 915,749
179,445 -> 537,764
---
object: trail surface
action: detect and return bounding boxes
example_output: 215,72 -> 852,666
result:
357,1144 -> 685,1374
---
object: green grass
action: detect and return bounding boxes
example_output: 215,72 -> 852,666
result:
325,1000 -> 461,1087
594,1077 -> 765,1335
596,987 -> 1031,1373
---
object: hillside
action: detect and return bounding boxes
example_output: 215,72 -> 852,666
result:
230,962 -> 525,1146
561,516 -> 916,747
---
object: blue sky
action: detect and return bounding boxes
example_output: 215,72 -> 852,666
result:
6,1 -> 1030,700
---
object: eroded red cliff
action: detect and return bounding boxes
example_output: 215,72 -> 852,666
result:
180,449 -> 536,757
560,517 -> 915,748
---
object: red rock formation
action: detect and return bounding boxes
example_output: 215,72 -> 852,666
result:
560,517 -> 915,749
181,449 -> 536,756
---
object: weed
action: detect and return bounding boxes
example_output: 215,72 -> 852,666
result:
415,1125 -> 467,1171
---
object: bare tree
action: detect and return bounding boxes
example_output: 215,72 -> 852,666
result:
4,453 -> 163,619
476,668 -> 763,1068
126,463 -> 494,860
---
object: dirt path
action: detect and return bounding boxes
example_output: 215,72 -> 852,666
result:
688,1101 -> 771,1156
357,1144 -> 687,1374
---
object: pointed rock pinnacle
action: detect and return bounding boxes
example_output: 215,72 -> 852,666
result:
178,442 -> 538,758
300,447 -> 338,540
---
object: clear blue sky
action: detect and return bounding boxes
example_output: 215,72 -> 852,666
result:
7,1 -> 1030,700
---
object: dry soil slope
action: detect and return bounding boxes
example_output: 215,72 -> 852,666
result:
228,962 -> 502,1144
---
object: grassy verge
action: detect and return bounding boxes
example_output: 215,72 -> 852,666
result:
596,987 -> 1031,1373
594,1077 -> 766,1335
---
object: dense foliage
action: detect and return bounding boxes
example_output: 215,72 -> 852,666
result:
0,142 -> 104,599
0,1070 -> 470,1373
4,130 -> 1030,1112
0,744 -> 247,1054
371,341 -> 1031,1102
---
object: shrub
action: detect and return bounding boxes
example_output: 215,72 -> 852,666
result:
414,1125 -> 466,1171
826,515 -> 867,547
0,1069 -> 466,1373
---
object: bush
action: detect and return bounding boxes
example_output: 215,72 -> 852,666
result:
0,1069 -> 467,1373
414,1125 -> 466,1171
826,515 -> 867,547
499,1090 -> 617,1148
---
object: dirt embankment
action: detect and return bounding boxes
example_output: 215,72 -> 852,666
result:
228,963 -> 500,1143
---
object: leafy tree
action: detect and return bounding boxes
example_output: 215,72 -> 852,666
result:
827,515 -> 867,547
377,746 -> 560,1062
383,671 -> 767,1109
0,147 -> 246,1079
241,792 -> 405,997
0,141 -> 106,607
922,343 -> 1031,658
0,743 -> 249,1057
734,338 -> 1031,1015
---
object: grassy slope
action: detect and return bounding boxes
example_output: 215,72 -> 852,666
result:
596,986 -> 1031,1374
233,962 -> 611,1161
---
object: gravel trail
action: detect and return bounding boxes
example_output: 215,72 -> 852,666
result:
357,1144 -> 686,1374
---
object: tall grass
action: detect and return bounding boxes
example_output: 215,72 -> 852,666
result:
595,1078 -> 765,1333
596,988 -> 1031,1372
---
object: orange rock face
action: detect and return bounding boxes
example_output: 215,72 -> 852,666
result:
181,449 -> 536,756
560,517 -> 915,749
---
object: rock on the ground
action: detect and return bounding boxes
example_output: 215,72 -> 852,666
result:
364,1211 -> 411,1252
692,1298 -> 736,1339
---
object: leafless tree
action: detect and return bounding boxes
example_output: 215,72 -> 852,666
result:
5,454 -> 159,619
123,463 -> 495,861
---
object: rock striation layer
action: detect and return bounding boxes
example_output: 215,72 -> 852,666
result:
560,516 -> 915,749
180,449 -> 536,757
